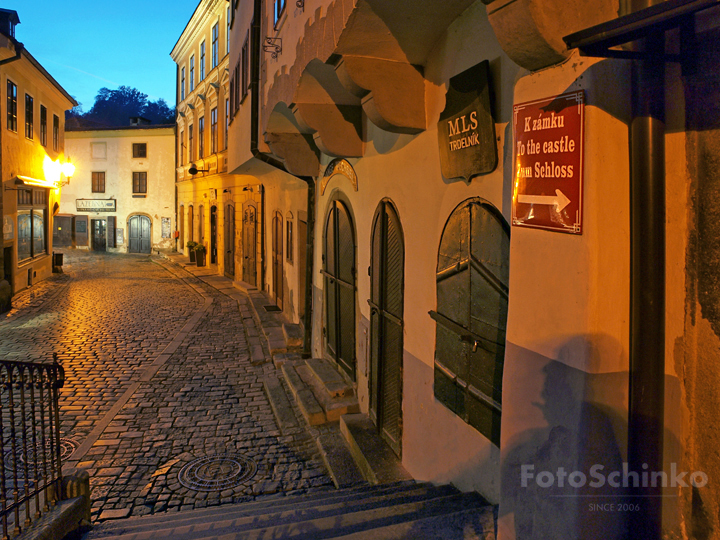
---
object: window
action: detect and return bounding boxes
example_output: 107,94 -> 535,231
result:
274,0 -> 286,27
227,7 -> 231,55
234,61 -> 240,110
210,107 -> 217,154
132,172 -> 147,194
225,98 -> 229,150
241,34 -> 249,100
189,124 -> 194,161
198,116 -> 205,158
286,220 -> 293,263
25,94 -> 33,139
212,23 -> 219,69
53,115 -> 59,151
92,171 -> 105,193
6,80 -> 16,131
431,199 -> 509,446
17,188 -> 47,262
181,67 -> 186,101
190,55 -> 195,91
200,41 -> 206,81
132,143 -> 147,158
229,78 -> 235,118
180,130 -> 184,165
40,105 -> 47,146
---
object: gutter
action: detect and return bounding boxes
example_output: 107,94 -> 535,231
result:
250,0 -> 315,358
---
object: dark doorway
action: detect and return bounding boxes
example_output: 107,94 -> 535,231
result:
272,211 -> 283,310
128,215 -> 151,254
53,216 -> 73,248
91,219 -> 106,252
210,206 -> 218,264
179,206 -> 185,249
297,219 -> 307,320
369,200 -> 404,457
188,206 -> 194,243
243,203 -> 257,286
224,204 -> 235,279
3,247 -> 12,290
323,200 -> 356,380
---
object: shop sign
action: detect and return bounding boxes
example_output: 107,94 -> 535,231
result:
76,199 -> 116,213
512,91 -> 585,234
3,215 -> 13,241
437,60 -> 497,181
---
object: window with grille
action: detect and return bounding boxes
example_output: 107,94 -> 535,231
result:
210,107 -> 217,155
132,143 -> 147,158
25,94 -> 33,139
6,80 -> 16,132
132,172 -> 147,194
431,198 -> 509,447
212,23 -> 219,68
40,105 -> 47,146
92,172 -> 105,193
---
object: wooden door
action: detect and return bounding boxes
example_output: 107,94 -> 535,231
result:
224,204 -> 235,279
272,211 -> 283,309
129,215 -> 151,254
369,201 -> 404,456
323,200 -> 356,380
243,204 -> 257,286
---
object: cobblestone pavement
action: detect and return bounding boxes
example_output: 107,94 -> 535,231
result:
0,250 -> 332,521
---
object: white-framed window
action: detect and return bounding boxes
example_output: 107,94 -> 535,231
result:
212,23 -> 219,69
181,67 -> 186,100
190,55 -> 195,91
200,41 -> 206,80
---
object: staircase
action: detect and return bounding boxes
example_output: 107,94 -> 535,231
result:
83,481 -> 496,539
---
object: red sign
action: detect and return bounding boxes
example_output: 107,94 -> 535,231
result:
512,91 -> 584,234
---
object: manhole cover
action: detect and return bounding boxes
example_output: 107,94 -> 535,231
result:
178,454 -> 258,491
4,438 -> 79,473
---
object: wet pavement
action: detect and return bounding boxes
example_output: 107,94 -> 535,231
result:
0,250 -> 332,521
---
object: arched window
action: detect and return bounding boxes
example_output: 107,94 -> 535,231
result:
431,198 -> 509,446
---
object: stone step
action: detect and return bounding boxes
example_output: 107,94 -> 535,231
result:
272,351 -> 302,369
86,491 -> 484,540
89,481 -> 424,533
296,364 -> 359,422
340,414 -> 412,485
282,323 -> 304,349
262,375 -> 299,434
316,425 -> 365,488
281,363 -> 325,425
305,357 -> 354,398
331,506 -> 497,540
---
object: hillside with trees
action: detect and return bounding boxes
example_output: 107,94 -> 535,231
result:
66,86 -> 175,128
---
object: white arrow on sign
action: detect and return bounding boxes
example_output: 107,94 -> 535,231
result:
518,189 -> 571,212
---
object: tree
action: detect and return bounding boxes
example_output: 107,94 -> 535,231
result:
66,86 -> 175,128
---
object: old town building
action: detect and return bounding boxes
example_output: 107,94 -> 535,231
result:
0,9 -> 76,308
59,121 -> 176,253
172,0 -> 720,537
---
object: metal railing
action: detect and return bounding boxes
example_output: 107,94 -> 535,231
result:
0,354 -> 65,539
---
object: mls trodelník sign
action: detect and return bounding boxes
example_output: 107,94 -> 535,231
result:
512,91 -> 584,234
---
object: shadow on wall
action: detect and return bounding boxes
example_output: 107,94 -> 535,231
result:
494,332 -> 675,540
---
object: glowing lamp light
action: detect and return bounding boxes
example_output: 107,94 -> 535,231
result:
61,162 -> 75,178
43,155 -> 62,186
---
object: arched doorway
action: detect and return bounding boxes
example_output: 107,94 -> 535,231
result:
224,203 -> 235,279
210,206 -> 218,264
128,215 -> 152,254
323,199 -> 356,380
242,202 -> 257,286
369,200 -> 404,456
272,211 -> 283,309
431,198 -> 509,446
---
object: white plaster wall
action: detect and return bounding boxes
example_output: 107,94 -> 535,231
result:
62,128 -> 175,251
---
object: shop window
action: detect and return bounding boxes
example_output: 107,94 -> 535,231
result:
7,80 -> 16,132
17,189 -> 47,262
92,171 -> 105,193
132,172 -> 147,195
431,198 -> 509,447
132,143 -> 147,158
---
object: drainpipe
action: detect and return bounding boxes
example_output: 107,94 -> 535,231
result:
627,0 -> 665,537
250,0 -> 315,357
0,37 -> 24,312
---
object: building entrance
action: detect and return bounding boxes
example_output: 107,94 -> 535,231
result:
91,219 -> 106,252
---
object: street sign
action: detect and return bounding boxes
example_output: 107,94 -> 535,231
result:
512,91 -> 584,234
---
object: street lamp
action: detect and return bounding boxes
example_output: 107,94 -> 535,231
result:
188,164 -> 210,175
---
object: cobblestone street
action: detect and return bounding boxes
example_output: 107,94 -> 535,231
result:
0,250 -> 332,522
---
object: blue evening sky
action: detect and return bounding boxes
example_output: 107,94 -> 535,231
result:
4,0 -> 202,111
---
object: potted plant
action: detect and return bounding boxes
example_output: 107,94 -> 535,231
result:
186,241 -> 197,263
194,243 -> 207,267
